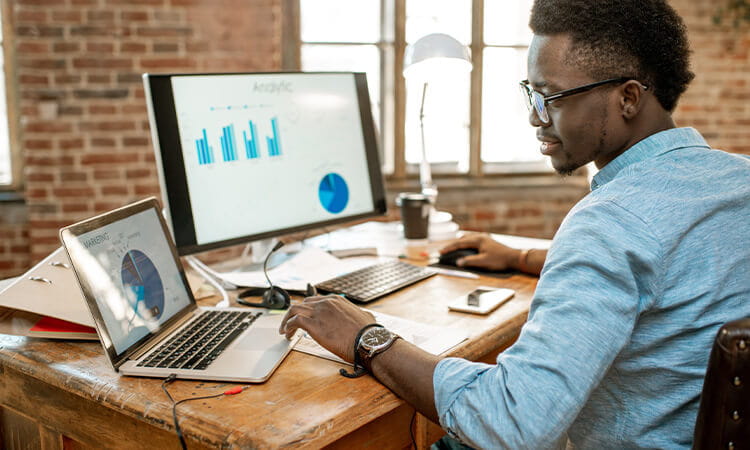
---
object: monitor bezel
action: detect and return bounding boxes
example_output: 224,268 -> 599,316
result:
143,71 -> 387,255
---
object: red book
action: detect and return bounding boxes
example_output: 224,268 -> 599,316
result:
29,316 -> 98,340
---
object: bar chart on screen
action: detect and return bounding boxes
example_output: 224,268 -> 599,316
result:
194,116 -> 283,166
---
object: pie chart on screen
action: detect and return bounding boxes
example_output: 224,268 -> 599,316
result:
318,173 -> 349,214
121,249 -> 165,321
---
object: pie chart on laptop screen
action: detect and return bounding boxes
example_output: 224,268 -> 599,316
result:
121,249 -> 165,321
318,172 -> 349,214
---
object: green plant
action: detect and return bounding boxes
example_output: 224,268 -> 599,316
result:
713,0 -> 750,27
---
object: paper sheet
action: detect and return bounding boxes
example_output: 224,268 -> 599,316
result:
217,246 -> 372,291
293,309 -> 469,363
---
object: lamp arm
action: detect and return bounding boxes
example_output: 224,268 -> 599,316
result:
418,82 -> 435,196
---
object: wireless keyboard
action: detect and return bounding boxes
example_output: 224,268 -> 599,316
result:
315,260 -> 436,303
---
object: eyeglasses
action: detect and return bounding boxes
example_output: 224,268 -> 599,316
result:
519,77 -> 648,125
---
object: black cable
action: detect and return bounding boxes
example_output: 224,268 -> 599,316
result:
161,375 -> 246,449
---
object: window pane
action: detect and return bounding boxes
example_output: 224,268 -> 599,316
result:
481,47 -> 541,163
405,0 -> 471,45
301,44 -> 382,132
0,16 -> 10,185
484,0 -> 533,46
405,73 -> 470,168
300,0 -> 380,43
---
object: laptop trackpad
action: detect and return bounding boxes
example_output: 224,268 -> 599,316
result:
235,327 -> 289,351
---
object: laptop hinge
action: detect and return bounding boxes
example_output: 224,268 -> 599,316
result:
129,308 -> 201,360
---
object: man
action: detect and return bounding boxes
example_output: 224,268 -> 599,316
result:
280,0 -> 750,447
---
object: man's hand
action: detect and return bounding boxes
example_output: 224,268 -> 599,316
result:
439,233 -> 521,271
279,295 -> 375,362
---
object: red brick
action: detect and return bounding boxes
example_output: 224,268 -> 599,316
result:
81,153 -> 139,165
25,139 -> 53,150
86,43 -> 115,53
79,121 -> 137,132
51,11 -> 83,22
73,58 -> 133,69
125,168 -> 151,178
23,121 -> 73,133
62,203 -> 91,213
101,186 -> 129,195
123,136 -> 149,146
121,11 -> 149,21
93,170 -> 120,180
26,173 -> 55,182
55,187 -> 96,197
140,58 -> 197,69
120,42 -> 148,53
19,74 -> 49,84
89,105 -> 117,114
17,42 -> 50,53
90,137 -> 117,147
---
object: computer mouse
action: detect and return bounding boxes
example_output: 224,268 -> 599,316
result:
438,248 -> 479,267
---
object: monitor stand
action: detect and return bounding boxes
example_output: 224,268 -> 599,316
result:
229,238 -> 294,273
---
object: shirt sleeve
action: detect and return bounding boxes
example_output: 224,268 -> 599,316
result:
434,200 -> 663,449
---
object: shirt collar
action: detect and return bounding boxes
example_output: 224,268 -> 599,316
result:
591,127 -> 710,191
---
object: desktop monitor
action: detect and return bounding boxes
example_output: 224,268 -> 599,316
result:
143,72 -> 387,255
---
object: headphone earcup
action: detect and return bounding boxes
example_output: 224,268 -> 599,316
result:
262,286 -> 291,310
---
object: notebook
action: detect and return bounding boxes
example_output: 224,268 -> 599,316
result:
59,197 -> 298,382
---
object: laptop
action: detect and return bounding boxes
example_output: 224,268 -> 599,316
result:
59,197 -> 299,382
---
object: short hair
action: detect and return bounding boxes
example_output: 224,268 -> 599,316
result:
529,0 -> 694,112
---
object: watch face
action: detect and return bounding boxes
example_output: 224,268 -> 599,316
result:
361,327 -> 393,350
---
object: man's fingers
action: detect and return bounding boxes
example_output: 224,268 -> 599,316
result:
440,236 -> 483,254
458,253 -> 491,268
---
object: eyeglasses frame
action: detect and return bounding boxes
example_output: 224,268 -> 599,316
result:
519,77 -> 649,124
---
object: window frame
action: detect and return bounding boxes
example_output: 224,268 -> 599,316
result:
0,0 -> 22,193
283,0 -> 580,185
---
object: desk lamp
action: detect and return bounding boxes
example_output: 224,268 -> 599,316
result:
403,33 -> 472,238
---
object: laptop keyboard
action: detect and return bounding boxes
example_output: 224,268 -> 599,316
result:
138,310 -> 261,371
315,260 -> 436,303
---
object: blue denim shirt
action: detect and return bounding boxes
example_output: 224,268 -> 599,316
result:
434,128 -> 750,449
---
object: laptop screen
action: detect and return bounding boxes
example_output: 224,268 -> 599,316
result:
61,201 -> 194,359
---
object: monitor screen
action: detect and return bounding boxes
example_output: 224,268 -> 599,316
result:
143,72 -> 387,255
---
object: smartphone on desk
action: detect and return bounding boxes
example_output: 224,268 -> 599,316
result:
448,286 -> 515,315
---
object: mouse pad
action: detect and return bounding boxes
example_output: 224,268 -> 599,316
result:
428,263 -> 518,279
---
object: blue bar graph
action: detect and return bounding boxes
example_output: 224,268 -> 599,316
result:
194,117 -> 282,165
220,124 -> 238,162
267,117 -> 282,157
243,120 -> 259,159
195,129 -> 214,165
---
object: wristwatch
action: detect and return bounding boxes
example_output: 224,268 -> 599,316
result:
357,325 -> 400,373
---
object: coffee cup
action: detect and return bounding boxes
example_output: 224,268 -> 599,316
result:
396,192 -> 431,239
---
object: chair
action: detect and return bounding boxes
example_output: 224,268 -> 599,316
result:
693,318 -> 750,450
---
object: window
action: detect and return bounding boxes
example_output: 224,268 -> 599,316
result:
0,3 -> 12,187
297,0 -> 550,180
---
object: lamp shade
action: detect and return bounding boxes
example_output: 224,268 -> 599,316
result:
403,33 -> 472,81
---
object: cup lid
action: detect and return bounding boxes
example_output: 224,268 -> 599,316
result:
396,192 -> 428,206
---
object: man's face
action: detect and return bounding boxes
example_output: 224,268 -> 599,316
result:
526,34 -> 627,176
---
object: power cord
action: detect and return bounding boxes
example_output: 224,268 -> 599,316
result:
161,374 -> 247,449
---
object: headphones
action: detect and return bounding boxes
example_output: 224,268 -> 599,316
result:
236,241 -> 291,310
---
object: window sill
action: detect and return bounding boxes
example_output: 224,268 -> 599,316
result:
0,190 -> 24,203
385,172 -> 590,193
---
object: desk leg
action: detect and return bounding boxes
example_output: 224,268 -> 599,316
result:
414,413 -> 445,449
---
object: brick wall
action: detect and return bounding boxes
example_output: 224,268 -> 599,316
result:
672,0 -> 750,154
0,0 -> 748,279
0,0 -> 282,278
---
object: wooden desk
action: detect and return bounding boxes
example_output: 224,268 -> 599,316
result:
0,261 -> 538,449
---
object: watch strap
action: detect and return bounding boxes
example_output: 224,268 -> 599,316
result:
339,323 -> 382,379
